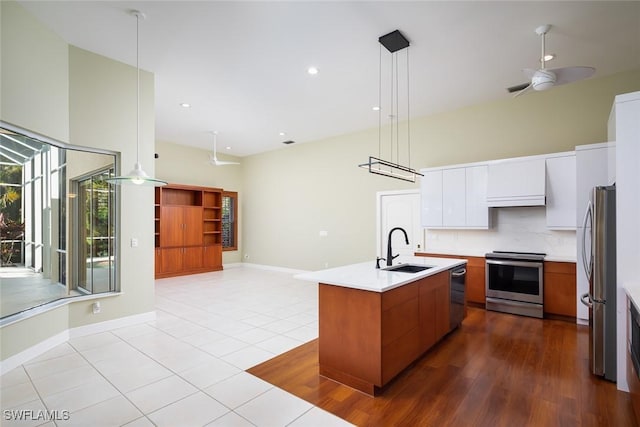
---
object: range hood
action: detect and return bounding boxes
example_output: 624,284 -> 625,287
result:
487,195 -> 546,207
486,158 -> 546,207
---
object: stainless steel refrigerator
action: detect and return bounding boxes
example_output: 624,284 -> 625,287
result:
580,185 -> 616,382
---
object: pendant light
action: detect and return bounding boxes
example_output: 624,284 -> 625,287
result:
358,30 -> 423,183
107,10 -> 167,187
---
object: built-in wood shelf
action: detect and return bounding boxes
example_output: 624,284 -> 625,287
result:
154,184 -> 224,278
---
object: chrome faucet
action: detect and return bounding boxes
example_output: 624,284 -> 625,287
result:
386,227 -> 409,267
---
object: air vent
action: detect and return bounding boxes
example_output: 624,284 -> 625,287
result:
282,140 -> 295,145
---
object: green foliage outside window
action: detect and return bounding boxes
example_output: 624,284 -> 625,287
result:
0,164 -> 24,265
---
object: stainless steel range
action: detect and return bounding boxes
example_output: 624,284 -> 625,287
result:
485,251 -> 545,318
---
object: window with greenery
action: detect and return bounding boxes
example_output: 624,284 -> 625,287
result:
222,191 -> 237,251
0,164 -> 23,266
74,167 -> 115,294
0,125 -> 117,320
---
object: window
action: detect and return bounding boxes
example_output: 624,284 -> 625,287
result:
222,191 -> 237,251
0,125 -> 117,320
73,167 -> 115,294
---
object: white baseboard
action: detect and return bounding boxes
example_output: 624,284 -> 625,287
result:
0,330 -> 69,376
222,262 -> 243,269
0,311 -> 155,375
69,311 -> 156,338
239,262 -> 310,275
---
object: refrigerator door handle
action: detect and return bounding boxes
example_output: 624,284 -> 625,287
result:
580,292 -> 593,308
581,200 -> 593,280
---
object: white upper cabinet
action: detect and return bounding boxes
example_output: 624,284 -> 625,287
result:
420,170 -> 443,227
575,142 -> 615,225
421,165 -> 489,229
486,157 -> 546,207
607,144 -> 616,185
465,165 -> 489,228
545,154 -> 576,229
442,168 -> 466,227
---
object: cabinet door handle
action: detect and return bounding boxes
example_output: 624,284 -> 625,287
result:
451,269 -> 466,277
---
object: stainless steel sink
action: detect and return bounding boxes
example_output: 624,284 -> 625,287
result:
384,264 -> 433,273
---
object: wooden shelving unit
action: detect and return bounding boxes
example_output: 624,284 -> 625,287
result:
203,190 -> 222,246
154,193 -> 161,249
154,184 -> 223,278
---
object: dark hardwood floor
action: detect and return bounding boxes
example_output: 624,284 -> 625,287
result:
248,307 -> 636,426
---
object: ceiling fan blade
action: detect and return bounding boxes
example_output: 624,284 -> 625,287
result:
207,154 -> 239,166
513,83 -> 532,98
507,82 -> 531,93
213,160 -> 240,166
550,66 -> 596,86
206,130 -> 239,166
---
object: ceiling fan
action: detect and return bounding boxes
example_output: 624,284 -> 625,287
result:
207,131 -> 239,166
507,24 -> 595,97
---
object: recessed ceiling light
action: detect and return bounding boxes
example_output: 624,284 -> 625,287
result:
179,103 -> 191,108
307,66 -> 319,75
225,146 -> 231,150
543,54 -> 555,62
279,131 -> 286,136
372,106 -> 380,111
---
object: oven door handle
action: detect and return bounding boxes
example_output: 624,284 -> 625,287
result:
486,259 -> 543,269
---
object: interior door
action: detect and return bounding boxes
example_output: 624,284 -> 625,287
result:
377,190 -> 424,260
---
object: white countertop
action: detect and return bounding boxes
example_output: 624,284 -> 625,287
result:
544,255 -> 577,263
413,251 -> 576,263
295,256 -> 467,293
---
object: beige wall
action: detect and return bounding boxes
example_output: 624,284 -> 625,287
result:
0,1 -> 69,142
240,69 -> 640,271
69,44 -> 158,326
1,3 -> 156,361
1,0 -> 71,362
68,46 -> 156,325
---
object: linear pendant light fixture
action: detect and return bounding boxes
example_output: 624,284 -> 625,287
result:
107,10 -> 167,187
358,30 -> 423,183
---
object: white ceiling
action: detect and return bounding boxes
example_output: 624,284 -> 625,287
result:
18,1 -> 640,157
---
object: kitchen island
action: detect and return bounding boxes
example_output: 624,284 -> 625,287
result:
296,256 -> 467,395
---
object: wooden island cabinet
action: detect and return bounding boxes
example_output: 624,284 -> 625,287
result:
155,184 -> 223,278
318,269 -> 457,395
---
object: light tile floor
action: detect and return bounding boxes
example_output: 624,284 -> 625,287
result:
0,266 -> 353,427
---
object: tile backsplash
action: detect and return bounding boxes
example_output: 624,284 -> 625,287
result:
424,206 -> 576,261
